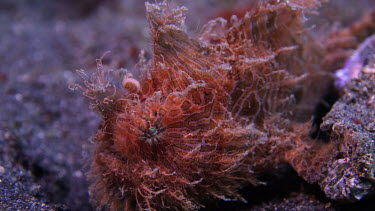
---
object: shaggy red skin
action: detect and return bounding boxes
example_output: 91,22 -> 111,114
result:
74,0 -> 327,210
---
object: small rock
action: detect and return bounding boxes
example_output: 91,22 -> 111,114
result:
0,166 -> 5,175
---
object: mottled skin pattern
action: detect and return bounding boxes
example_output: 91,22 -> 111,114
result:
74,0 -> 329,210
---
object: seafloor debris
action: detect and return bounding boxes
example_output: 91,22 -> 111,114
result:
335,34 -> 375,88
73,0 -> 374,210
287,43 -> 375,201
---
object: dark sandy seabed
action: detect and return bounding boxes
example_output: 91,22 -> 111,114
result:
0,0 -> 374,210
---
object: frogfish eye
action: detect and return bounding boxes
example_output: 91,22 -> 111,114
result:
145,127 -> 158,138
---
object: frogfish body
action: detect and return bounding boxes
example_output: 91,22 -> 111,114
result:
75,0 -> 327,210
